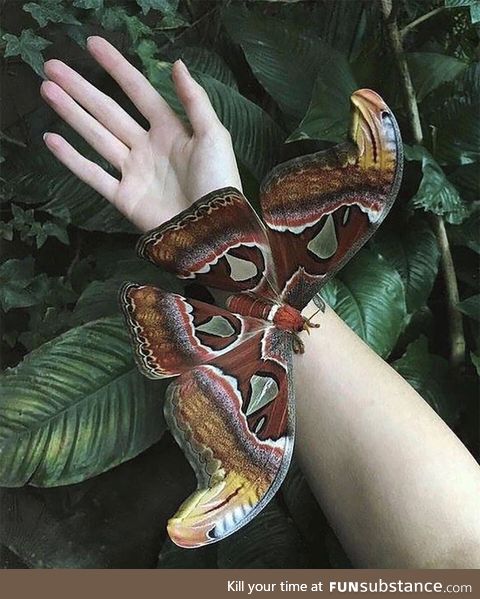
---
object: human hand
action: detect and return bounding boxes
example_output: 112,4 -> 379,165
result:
41,36 -> 242,232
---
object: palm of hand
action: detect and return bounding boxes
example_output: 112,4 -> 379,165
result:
41,36 -> 241,233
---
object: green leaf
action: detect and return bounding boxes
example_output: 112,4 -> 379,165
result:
470,3 -> 480,21
288,69 -> 356,143
73,0 -> 103,8
318,279 -> 338,309
0,221 -> 13,241
1,438 -> 192,567
0,257 -> 38,312
224,6 -> 356,127
156,12 -> 187,31
24,0 -> 80,28
405,145 -> 469,224
327,250 -> 407,358
72,254 -> 181,325
447,210 -> 480,254
372,218 -> 440,313
407,52 -> 467,102
175,47 -> 237,88
0,316 -> 167,487
19,306 -> 73,351
142,60 -> 284,180
125,15 -> 152,45
35,225 -> 48,248
457,294 -> 480,321
471,352 -> 480,376
136,0 -> 178,15
223,8 -> 320,119
42,220 -> 69,245
393,336 -> 459,425
100,7 -> 152,43
448,162 -> 479,203
42,171 -> 136,233
2,29 -> 51,77
429,68 -> 479,165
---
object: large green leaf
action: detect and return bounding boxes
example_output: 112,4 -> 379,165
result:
42,171 -> 137,232
0,316 -> 166,487
288,66 -> 356,143
393,337 -> 459,426
223,8 -> 321,119
71,256 -> 180,325
447,209 -> 480,254
0,257 -> 37,312
8,141 -> 136,233
372,218 -> 440,313
471,352 -> 480,376
405,145 -> 469,224
322,250 -> 407,358
407,53 -> 468,102
1,437 -> 191,568
142,60 -> 284,180
448,162 -> 479,203
223,6 -> 357,129
173,47 -> 237,89
429,65 -> 479,165
457,294 -> 480,321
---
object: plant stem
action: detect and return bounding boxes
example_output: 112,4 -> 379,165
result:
401,6 -> 447,38
379,0 -> 465,368
0,130 -> 26,148
429,214 -> 466,367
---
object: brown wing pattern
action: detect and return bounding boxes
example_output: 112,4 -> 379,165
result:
260,89 -> 403,310
164,328 -> 294,548
119,283 -> 266,379
137,187 -> 278,299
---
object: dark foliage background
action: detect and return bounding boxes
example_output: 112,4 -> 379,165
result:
0,0 -> 478,568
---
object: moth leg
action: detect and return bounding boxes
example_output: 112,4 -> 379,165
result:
292,334 -> 305,354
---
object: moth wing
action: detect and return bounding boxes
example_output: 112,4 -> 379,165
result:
119,282 -> 266,379
164,327 -> 294,548
260,89 -> 403,310
137,187 -> 278,299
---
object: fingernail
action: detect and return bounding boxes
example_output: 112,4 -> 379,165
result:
43,132 -> 50,142
176,59 -> 188,72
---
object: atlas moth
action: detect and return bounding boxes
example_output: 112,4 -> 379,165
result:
120,89 -> 403,548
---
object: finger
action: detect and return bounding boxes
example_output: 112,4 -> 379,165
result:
43,132 -> 119,201
44,59 -> 146,147
41,80 -> 129,171
86,36 -> 180,128
172,60 -> 223,136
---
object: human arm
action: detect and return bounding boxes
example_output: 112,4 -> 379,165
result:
297,301 -> 480,568
41,37 -> 480,568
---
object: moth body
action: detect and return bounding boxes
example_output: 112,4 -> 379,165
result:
227,291 -> 310,353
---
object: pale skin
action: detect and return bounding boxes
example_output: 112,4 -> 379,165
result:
41,36 -> 480,568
